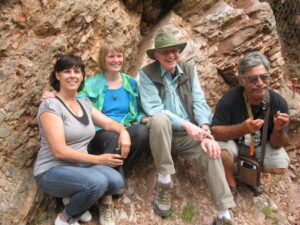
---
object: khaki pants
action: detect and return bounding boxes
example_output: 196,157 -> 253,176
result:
147,113 -> 235,210
218,140 -> 290,168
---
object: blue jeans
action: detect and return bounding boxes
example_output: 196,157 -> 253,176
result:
35,164 -> 124,224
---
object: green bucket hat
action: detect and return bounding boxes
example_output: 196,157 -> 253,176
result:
146,32 -> 187,60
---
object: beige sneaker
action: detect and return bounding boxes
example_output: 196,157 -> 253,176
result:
153,182 -> 172,217
99,202 -> 115,225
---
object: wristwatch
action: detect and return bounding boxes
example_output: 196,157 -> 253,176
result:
203,129 -> 211,135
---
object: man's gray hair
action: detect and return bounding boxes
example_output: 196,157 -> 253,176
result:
238,51 -> 270,76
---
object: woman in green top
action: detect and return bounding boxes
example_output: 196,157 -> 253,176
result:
78,42 -> 150,175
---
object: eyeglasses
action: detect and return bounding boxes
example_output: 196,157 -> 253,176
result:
158,48 -> 179,56
243,74 -> 270,83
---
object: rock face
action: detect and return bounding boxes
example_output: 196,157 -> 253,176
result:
0,0 -> 299,224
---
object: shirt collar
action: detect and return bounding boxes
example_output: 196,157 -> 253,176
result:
160,64 -> 184,78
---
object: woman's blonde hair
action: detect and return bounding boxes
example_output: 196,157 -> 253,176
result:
98,42 -> 125,72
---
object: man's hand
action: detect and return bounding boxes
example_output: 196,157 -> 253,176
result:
201,138 -> 221,159
182,121 -> 213,142
270,112 -> 289,148
242,117 -> 264,133
118,129 -> 131,159
273,112 -> 289,132
40,91 -> 56,101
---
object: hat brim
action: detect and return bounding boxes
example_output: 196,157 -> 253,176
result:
146,42 -> 187,60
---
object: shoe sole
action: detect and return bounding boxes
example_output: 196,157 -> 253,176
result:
153,201 -> 171,217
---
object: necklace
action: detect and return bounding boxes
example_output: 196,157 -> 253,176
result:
57,94 -> 82,117
106,72 -> 123,89
67,100 -> 82,117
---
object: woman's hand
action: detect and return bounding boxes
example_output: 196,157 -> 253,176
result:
200,138 -> 221,159
118,129 -> 131,159
40,91 -> 56,101
98,153 -> 123,167
141,116 -> 151,124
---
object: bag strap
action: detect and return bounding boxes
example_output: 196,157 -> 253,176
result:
260,90 -> 270,168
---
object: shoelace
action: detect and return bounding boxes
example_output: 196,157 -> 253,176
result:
158,185 -> 172,204
101,204 -> 114,221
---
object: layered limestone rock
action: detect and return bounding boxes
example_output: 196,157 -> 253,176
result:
0,0 -> 299,224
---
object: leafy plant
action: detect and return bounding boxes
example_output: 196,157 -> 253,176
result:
181,203 -> 196,222
262,207 -> 273,217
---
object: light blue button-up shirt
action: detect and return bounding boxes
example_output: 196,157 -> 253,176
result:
139,63 -> 212,131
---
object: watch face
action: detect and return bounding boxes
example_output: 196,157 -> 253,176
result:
204,129 -> 211,134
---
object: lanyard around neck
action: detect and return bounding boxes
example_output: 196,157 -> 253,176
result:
243,91 -> 256,156
243,91 -> 253,118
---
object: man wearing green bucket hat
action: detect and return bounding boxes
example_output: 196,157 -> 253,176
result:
139,32 -> 235,224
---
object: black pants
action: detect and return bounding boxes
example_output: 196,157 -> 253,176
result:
88,124 -> 149,178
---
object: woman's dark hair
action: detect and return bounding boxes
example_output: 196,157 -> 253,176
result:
49,55 -> 86,92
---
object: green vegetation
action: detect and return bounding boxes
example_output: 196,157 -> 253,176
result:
262,206 -> 273,217
181,203 -> 196,222
272,219 -> 280,225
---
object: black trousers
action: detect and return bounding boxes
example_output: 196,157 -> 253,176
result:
88,124 -> 149,178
